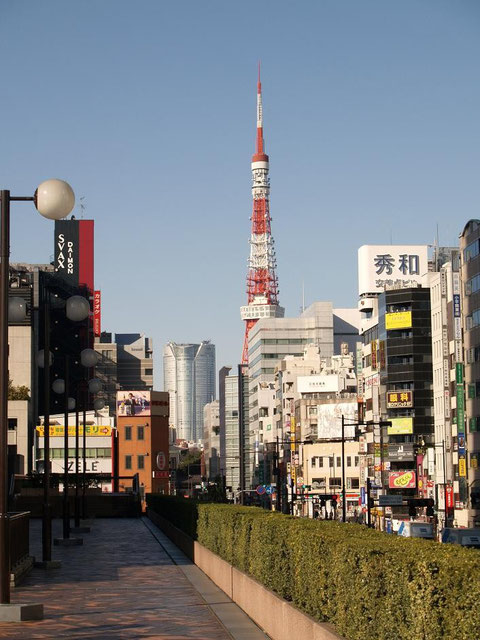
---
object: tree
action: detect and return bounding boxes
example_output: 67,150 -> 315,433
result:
177,450 -> 202,472
8,378 -> 30,401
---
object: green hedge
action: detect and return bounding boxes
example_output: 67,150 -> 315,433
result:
146,496 -> 480,640
146,494 -> 199,539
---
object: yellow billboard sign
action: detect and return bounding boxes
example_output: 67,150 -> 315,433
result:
458,456 -> 467,478
387,418 -> 413,435
36,425 -> 112,437
385,311 -> 412,331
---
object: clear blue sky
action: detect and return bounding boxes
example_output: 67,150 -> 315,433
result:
1,1 -> 479,388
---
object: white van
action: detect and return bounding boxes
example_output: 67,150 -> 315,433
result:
441,528 -> 480,548
397,521 -> 434,539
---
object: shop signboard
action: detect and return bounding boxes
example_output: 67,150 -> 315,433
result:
316,402 -> 357,439
371,340 -> 378,370
117,391 -> 169,417
36,424 -> 112,437
379,494 -> 404,506
93,290 -> 101,336
387,417 -> 413,435
386,391 -> 413,408
456,364 -> 466,477
385,311 -> 412,331
358,245 -> 429,296
446,485 -> 454,510
389,471 -> 416,489
388,443 -> 415,461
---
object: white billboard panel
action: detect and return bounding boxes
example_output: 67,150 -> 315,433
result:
297,375 -> 341,394
358,245 -> 429,297
317,402 -> 357,439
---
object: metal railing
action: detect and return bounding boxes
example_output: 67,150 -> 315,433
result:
8,511 -> 30,569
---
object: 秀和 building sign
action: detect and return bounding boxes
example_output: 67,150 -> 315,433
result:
358,245 -> 429,296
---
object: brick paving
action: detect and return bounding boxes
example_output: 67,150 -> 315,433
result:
0,518 -> 235,639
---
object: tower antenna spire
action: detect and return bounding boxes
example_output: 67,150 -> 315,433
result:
240,68 -> 284,364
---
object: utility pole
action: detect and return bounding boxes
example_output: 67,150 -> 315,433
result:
367,477 -> 372,528
341,415 -> 346,523
275,436 -> 281,512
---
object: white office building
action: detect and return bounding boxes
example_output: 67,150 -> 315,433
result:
163,341 -> 216,442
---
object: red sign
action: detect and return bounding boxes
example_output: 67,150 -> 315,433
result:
152,471 -> 169,479
389,471 -> 416,489
446,485 -> 454,510
93,290 -> 101,337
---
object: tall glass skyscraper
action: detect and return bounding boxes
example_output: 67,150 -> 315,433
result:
163,341 -> 216,442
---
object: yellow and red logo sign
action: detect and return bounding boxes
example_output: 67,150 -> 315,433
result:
389,471 -> 416,489
36,425 -> 112,437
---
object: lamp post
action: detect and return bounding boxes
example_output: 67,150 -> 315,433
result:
0,180 -> 74,614
50,297 -> 90,545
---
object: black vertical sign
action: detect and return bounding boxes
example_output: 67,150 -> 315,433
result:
54,220 -> 79,287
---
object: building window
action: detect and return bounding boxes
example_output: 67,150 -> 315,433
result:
318,457 -> 324,468
350,478 -> 360,489
138,455 -> 145,470
8,419 -> 17,431
125,426 -> 132,441
336,456 -> 341,467
329,457 -> 334,468
137,426 -> 144,440
311,457 -> 316,467
145,368 -> 153,376
354,456 -> 359,467
125,455 -> 132,470
329,477 -> 341,488
347,456 -> 352,467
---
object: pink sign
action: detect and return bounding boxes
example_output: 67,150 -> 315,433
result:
389,471 -> 416,489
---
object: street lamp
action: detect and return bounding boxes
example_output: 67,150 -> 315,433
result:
0,180 -> 74,616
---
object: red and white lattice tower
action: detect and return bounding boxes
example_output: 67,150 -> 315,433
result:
240,67 -> 284,364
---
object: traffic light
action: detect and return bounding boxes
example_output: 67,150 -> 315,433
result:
368,497 -> 375,509
407,498 -> 435,517
471,491 -> 480,509
331,495 -> 338,509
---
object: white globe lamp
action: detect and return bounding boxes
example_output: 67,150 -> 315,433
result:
8,298 -> 27,322
88,378 -> 102,394
66,296 -> 90,322
52,379 -> 65,395
35,179 -> 75,220
37,349 -> 53,369
81,349 -> 98,368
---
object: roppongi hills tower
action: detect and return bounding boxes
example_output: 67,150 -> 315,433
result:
240,67 -> 284,364
163,341 -> 216,442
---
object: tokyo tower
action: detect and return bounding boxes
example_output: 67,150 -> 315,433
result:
240,67 -> 284,364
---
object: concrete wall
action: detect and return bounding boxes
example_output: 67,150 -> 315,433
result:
147,510 -> 344,640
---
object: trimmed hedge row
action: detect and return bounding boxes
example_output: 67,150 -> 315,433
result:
146,494 -> 198,539
146,496 -> 480,640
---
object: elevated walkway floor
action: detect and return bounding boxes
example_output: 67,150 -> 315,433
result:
0,517 -> 269,639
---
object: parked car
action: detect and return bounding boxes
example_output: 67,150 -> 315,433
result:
397,521 -> 434,539
441,528 -> 480,548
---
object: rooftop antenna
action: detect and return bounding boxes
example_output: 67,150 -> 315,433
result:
79,196 -> 86,218
434,222 -> 439,270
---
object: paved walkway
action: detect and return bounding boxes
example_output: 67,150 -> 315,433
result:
0,517 -> 269,639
